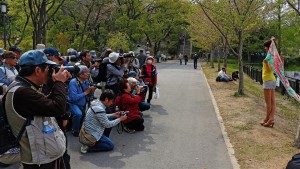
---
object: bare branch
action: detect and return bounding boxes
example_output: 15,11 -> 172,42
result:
199,2 -> 238,56
286,0 -> 300,15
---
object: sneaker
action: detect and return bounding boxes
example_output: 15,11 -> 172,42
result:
80,145 -> 88,154
123,126 -> 136,134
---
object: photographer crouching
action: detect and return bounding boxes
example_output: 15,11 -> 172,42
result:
79,89 -> 127,154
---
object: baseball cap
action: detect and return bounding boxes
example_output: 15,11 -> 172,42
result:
19,50 -> 56,66
44,47 -> 59,57
90,50 -> 96,58
9,46 -> 22,53
128,71 -> 137,78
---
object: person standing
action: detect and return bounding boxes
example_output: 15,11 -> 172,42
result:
137,50 -> 147,68
68,65 -> 96,137
43,47 -> 71,169
260,39 -> 277,127
141,56 -> 158,104
184,55 -> 188,65
0,51 -> 19,95
4,50 -> 71,169
193,52 -> 199,69
179,53 -> 183,65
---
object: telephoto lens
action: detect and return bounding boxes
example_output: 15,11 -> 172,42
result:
51,65 -> 80,76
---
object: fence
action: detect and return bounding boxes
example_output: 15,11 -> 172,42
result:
243,65 -> 300,96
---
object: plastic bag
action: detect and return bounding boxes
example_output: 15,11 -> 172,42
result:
154,85 -> 160,99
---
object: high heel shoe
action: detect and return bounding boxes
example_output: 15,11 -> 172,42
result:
263,120 -> 275,127
260,119 -> 268,126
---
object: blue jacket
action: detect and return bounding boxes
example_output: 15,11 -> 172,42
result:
67,78 -> 92,107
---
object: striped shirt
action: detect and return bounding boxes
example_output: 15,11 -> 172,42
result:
83,99 -> 121,141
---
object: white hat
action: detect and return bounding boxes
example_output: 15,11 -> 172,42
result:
109,52 -> 119,63
127,77 -> 138,85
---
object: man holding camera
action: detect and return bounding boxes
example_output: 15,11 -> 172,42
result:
43,47 -> 71,169
4,50 -> 71,169
0,51 -> 19,92
80,89 -> 127,153
68,65 -> 96,137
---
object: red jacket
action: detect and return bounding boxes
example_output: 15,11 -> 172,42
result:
120,92 -> 142,123
141,64 -> 157,86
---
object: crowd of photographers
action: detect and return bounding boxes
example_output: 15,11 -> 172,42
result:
0,45 -> 158,169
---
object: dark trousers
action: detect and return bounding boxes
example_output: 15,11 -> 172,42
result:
179,59 -> 182,65
23,157 -> 65,169
147,85 -> 154,103
194,60 -> 198,69
125,117 -> 144,131
106,83 -> 120,96
185,59 -> 188,65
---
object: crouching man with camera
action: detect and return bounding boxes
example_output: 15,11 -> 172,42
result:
80,89 -> 127,154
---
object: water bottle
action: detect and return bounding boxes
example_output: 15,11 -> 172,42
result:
42,121 -> 54,134
115,106 -> 119,112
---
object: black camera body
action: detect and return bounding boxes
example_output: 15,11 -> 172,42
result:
50,65 -> 80,76
122,53 -> 134,58
120,111 -> 130,116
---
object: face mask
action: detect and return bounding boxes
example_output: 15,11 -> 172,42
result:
147,60 -> 152,64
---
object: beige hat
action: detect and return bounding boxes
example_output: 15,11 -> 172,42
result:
146,56 -> 155,63
36,44 -> 46,50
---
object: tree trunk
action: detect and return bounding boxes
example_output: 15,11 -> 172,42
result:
247,51 -> 251,63
210,44 -> 214,68
217,46 -> 221,71
238,31 -> 244,95
223,42 -> 228,68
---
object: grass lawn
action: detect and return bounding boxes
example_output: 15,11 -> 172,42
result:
201,61 -> 300,169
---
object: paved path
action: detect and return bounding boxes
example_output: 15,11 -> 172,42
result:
8,61 -> 234,169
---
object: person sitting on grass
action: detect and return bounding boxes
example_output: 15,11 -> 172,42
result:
232,71 -> 239,81
218,67 -> 232,82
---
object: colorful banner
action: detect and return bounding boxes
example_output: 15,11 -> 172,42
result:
265,40 -> 300,102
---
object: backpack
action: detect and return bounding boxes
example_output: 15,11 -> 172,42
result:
0,84 -> 29,155
97,62 -> 109,82
286,153 -> 300,169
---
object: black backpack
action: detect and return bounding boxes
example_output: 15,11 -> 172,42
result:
0,85 -> 29,155
286,153 -> 300,169
97,62 -> 109,82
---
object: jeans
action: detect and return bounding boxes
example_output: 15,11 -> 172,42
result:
179,59 -> 182,65
220,76 -> 229,82
70,104 -> 84,133
139,101 -> 150,111
88,135 -> 114,152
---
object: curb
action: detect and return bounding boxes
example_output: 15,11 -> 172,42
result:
200,65 -> 240,169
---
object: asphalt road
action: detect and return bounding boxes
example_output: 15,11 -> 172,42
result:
8,61 -> 234,169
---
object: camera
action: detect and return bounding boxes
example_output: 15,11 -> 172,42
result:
120,111 -> 130,116
122,53 -> 134,58
91,58 -> 102,64
50,65 -> 80,76
62,55 -> 79,63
